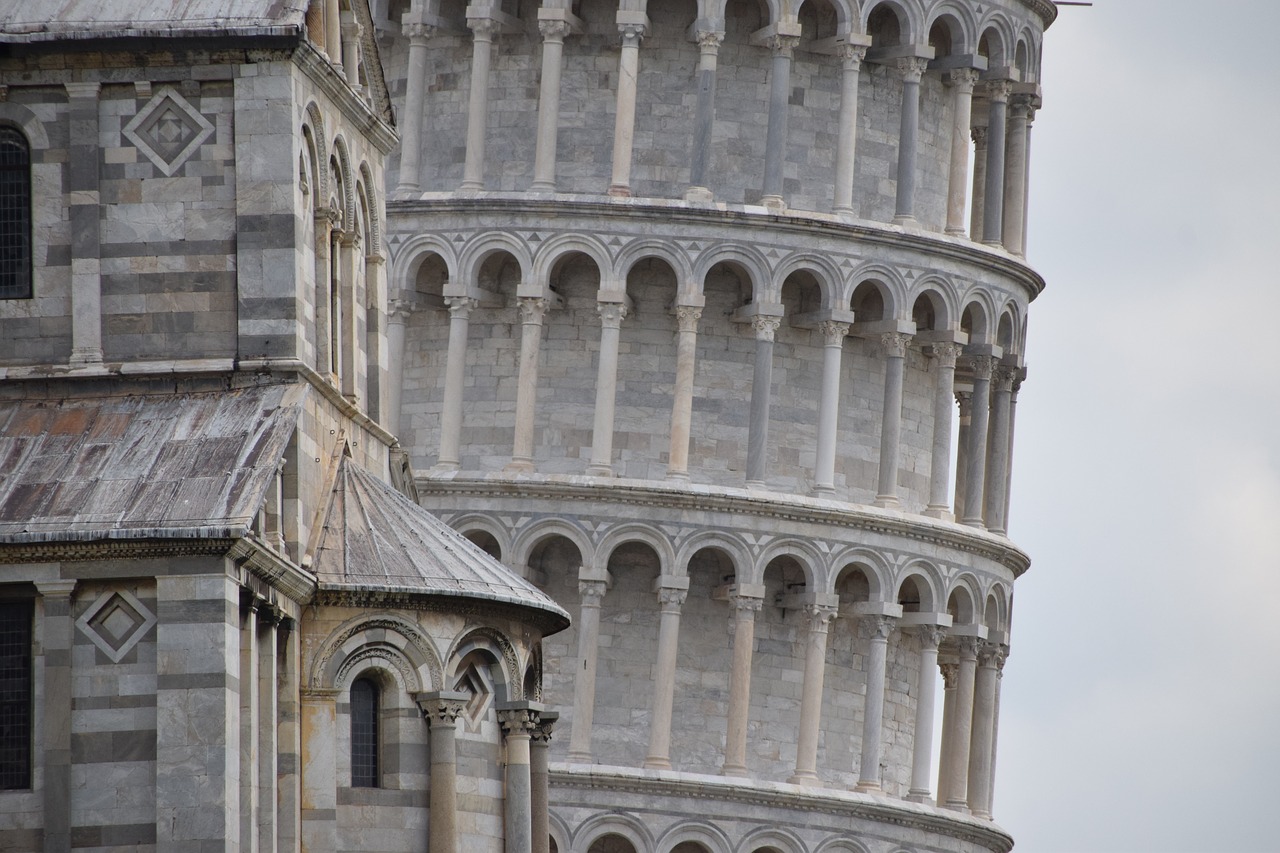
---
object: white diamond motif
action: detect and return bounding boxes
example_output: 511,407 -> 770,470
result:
76,589 -> 157,663
123,87 -> 214,177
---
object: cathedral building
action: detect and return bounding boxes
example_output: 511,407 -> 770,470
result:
0,0 -> 1057,850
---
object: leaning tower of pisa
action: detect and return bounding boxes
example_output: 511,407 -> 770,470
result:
375,0 -> 1052,849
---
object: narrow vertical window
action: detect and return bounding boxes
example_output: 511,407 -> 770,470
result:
350,677 -> 379,787
0,599 -> 33,789
0,128 -> 31,300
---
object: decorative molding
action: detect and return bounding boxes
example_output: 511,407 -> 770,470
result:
122,86 -> 214,177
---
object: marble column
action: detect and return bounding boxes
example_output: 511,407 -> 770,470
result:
239,601 -> 261,853
437,295 -> 478,470
906,626 -> 945,802
935,660 -> 958,806
324,0 -> 341,62
746,315 -> 781,488
385,299 -> 411,436
952,389 -> 972,520
988,651 -> 1008,815
422,691 -> 467,853
35,581 -> 75,853
789,604 -> 836,786
532,19 -> 572,191
666,305 -> 702,481
530,712 -> 558,853
1003,373 -> 1023,528
968,644 -> 1005,819
855,615 -> 898,792
340,13 -> 362,89
945,69 -> 980,235
568,580 -> 607,762
499,706 -> 537,853
968,124 -> 987,243
761,34 -> 800,210
722,593 -> 763,777
66,82 -> 103,366
960,356 -> 993,528
813,320 -> 850,495
608,21 -> 647,196
943,637 -> 980,812
338,231 -> 362,402
314,208 -> 339,377
981,80 -> 1013,245
925,343 -> 962,519
686,30 -> 724,201
1002,94 -> 1032,255
1021,105 -> 1037,254
509,296 -> 550,472
984,365 -> 1016,534
587,301 -> 628,476
874,332 -> 910,507
893,57 -> 930,224
257,612 -> 279,853
461,17 -> 499,191
832,44 -> 868,216
277,621 -> 301,853
644,584 -> 689,769
395,22 -> 434,193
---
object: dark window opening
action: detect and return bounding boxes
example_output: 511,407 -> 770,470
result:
350,677 -> 379,787
0,128 -> 31,300
0,599 -> 33,789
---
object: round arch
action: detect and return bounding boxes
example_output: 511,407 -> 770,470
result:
894,560 -> 943,612
846,262 -> 906,317
309,613 -> 444,694
575,812 -> 655,853
390,234 -> 459,300
447,513 -> 513,563
738,826 -> 806,853
774,252 -> 845,312
530,232 -> 614,293
944,573 -> 983,625
692,243 -> 773,304
925,3 -> 977,55
674,531 -> 754,581
457,232 -> 534,296
861,0 -> 921,45
595,523 -> 676,577
614,239 -> 696,295
445,626 -> 522,701
907,275 -> 960,330
511,519 -> 595,575
656,820 -> 732,853
755,538 -> 824,592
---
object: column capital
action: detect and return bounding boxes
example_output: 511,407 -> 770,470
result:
64,81 -> 101,100
993,363 -> 1018,391
818,320 -> 850,346
764,34 -> 800,57
518,296 -> 550,324
930,341 -> 963,368
468,16 -> 501,39
657,587 -> 688,611
618,22 -> 648,44
729,593 -> 764,614
896,55 -> 929,83
340,18 -> 364,40
538,18 -> 572,41
531,711 -> 559,744
596,301 -> 629,328
863,613 -> 898,641
880,331 -> 911,358
401,21 -> 436,41
497,705 -> 541,737
954,388 -> 973,416
578,579 -> 608,602
962,353 -> 994,380
750,314 -> 781,342
916,624 -> 946,650
984,79 -> 1014,103
316,204 -> 341,229
417,690 -> 469,725
445,295 -> 479,318
35,580 -> 77,597
1009,92 -> 1035,119
675,305 -> 703,332
947,67 -> 981,93
838,43 -> 868,69
388,298 -> 414,322
979,642 -> 1007,670
971,125 -> 988,147
955,635 -> 982,659
695,29 -> 725,53
804,603 -> 838,631
939,662 -> 959,689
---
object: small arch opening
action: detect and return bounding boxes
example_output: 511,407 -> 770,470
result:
852,280 -> 887,323
349,676 -> 380,787
867,4 -> 904,48
588,835 -> 639,853
463,529 -> 502,560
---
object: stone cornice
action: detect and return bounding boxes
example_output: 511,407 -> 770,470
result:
227,537 -> 317,606
0,538 -> 236,564
389,194 -> 1046,301
292,40 -> 398,154
415,475 -> 1032,577
1022,0 -> 1058,28
313,585 -> 569,635
549,765 -> 1015,853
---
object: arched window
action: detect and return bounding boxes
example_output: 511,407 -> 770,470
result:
0,128 -> 31,300
350,677 -> 379,787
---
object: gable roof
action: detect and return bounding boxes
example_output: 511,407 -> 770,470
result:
0,0 -> 307,42
0,383 -> 304,543
313,455 -> 571,633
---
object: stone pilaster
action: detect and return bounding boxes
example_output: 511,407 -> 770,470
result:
35,580 -> 75,853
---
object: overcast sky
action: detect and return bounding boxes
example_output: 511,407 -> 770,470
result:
995,2 -> 1280,850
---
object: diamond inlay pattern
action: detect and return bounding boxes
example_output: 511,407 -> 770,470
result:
76,590 -> 156,663
123,87 -> 214,177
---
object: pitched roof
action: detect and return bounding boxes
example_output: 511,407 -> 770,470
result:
0,383 -> 304,543
0,0 -> 307,41
313,456 -> 570,632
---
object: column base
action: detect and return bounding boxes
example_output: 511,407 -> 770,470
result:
431,461 -> 461,474
664,470 -> 690,483
745,479 -> 767,491
607,184 -> 632,198
811,484 -> 836,498
982,238 -> 1005,249
786,771 -> 820,787
853,780 -> 882,794
394,182 -> 421,196
529,180 -> 556,193
942,799 -> 971,814
721,765 -> 749,779
960,517 -> 986,529
873,494 -> 901,509
566,751 -> 592,764
944,226 -> 968,237
892,214 -> 919,227
504,459 -> 535,474
904,790 -> 934,804
761,194 -> 786,213
642,757 -> 671,770
585,464 -> 614,477
922,506 -> 954,521
458,180 -> 484,192
971,808 -> 993,821
69,347 -> 104,366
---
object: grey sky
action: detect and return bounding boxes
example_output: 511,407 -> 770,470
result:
998,2 -> 1280,850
